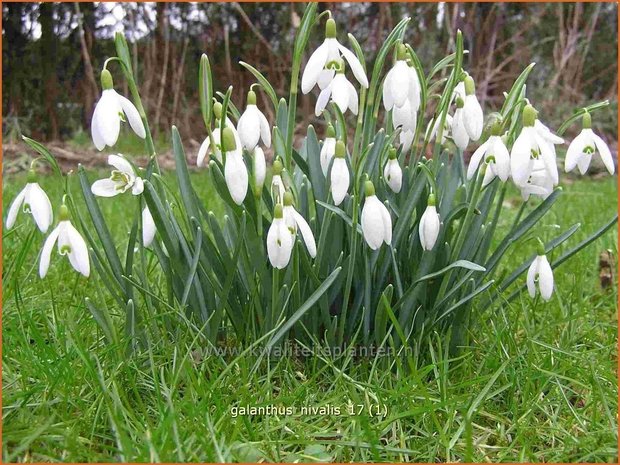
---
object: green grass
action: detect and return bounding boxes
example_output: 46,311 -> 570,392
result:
2,172 -> 617,462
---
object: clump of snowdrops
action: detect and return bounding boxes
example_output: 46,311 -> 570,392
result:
8,4 -> 617,356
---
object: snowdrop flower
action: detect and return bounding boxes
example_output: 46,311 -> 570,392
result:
451,97 -> 470,151
267,204 -> 294,269
320,124 -> 337,176
91,154 -> 144,197
271,158 -> 286,202
39,204 -> 90,278
283,192 -> 317,258
6,170 -> 53,233
197,102 -> 242,166
361,180 -> 392,250
91,69 -> 145,151
565,111 -> 615,175
382,43 -> 421,112
252,147 -> 267,197
519,161 -> 555,201
461,75 -> 483,141
383,148 -> 402,193
330,140 -> 349,206
222,127 -> 248,205
467,122 -> 510,187
510,104 -> 560,187
237,89 -> 271,151
393,98 -> 417,134
301,18 -> 368,94
419,194 -> 441,251
527,241 -> 554,301
393,99 -> 417,152
315,61 -> 358,116
142,206 -> 156,248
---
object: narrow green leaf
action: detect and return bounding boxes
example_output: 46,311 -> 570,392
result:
78,166 -> 125,289
85,297 -> 117,345
239,61 -> 278,110
199,54 -> 213,127
181,226 -> 203,307
22,136 -> 62,178
415,260 -> 485,284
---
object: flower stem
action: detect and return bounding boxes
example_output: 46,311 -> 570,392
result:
271,268 -> 280,331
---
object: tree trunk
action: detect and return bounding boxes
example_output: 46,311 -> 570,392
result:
40,3 -> 59,140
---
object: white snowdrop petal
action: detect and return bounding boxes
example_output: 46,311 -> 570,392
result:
108,154 -> 135,176
400,130 -> 414,152
258,109 -> 271,148
301,41 -> 329,94
94,90 -> 121,148
361,197 -> 384,250
463,95 -> 483,140
419,206 -> 440,251
142,206 -> 156,247
408,67 -> 421,112
39,224 -> 61,278
337,42 -> 368,88
510,127 -> 535,186
225,153 -> 248,205
315,86 -> 332,117
320,138 -> 336,177
452,110 -> 469,151
67,222 -> 90,277
537,255 -> 554,301
117,94 -> 146,139
493,137 -> 511,182
390,61 -> 410,108
379,201 -> 392,245
330,158 -> 349,206
132,177 -> 144,195
253,147 -> 267,189
577,153 -> 592,175
6,187 -> 26,229
467,140 -> 489,180
481,165 -> 496,187
591,132 -> 615,175
526,258 -> 538,298
238,107 -> 261,151
293,210 -> 317,258
91,179 -> 122,197
28,183 -> 53,233
331,75 -> 350,114
346,78 -> 359,115
535,134 -> 559,185
91,114 -> 106,151
382,67 -> 395,110
317,68 -> 335,90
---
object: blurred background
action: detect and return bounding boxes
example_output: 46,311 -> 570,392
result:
2,2 -> 617,170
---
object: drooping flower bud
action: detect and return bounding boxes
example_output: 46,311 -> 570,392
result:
383,147 -> 402,193
419,194 -> 441,251
361,180 -> 392,250
330,140 -> 349,206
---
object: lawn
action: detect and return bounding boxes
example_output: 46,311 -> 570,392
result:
2,171 -> 618,462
